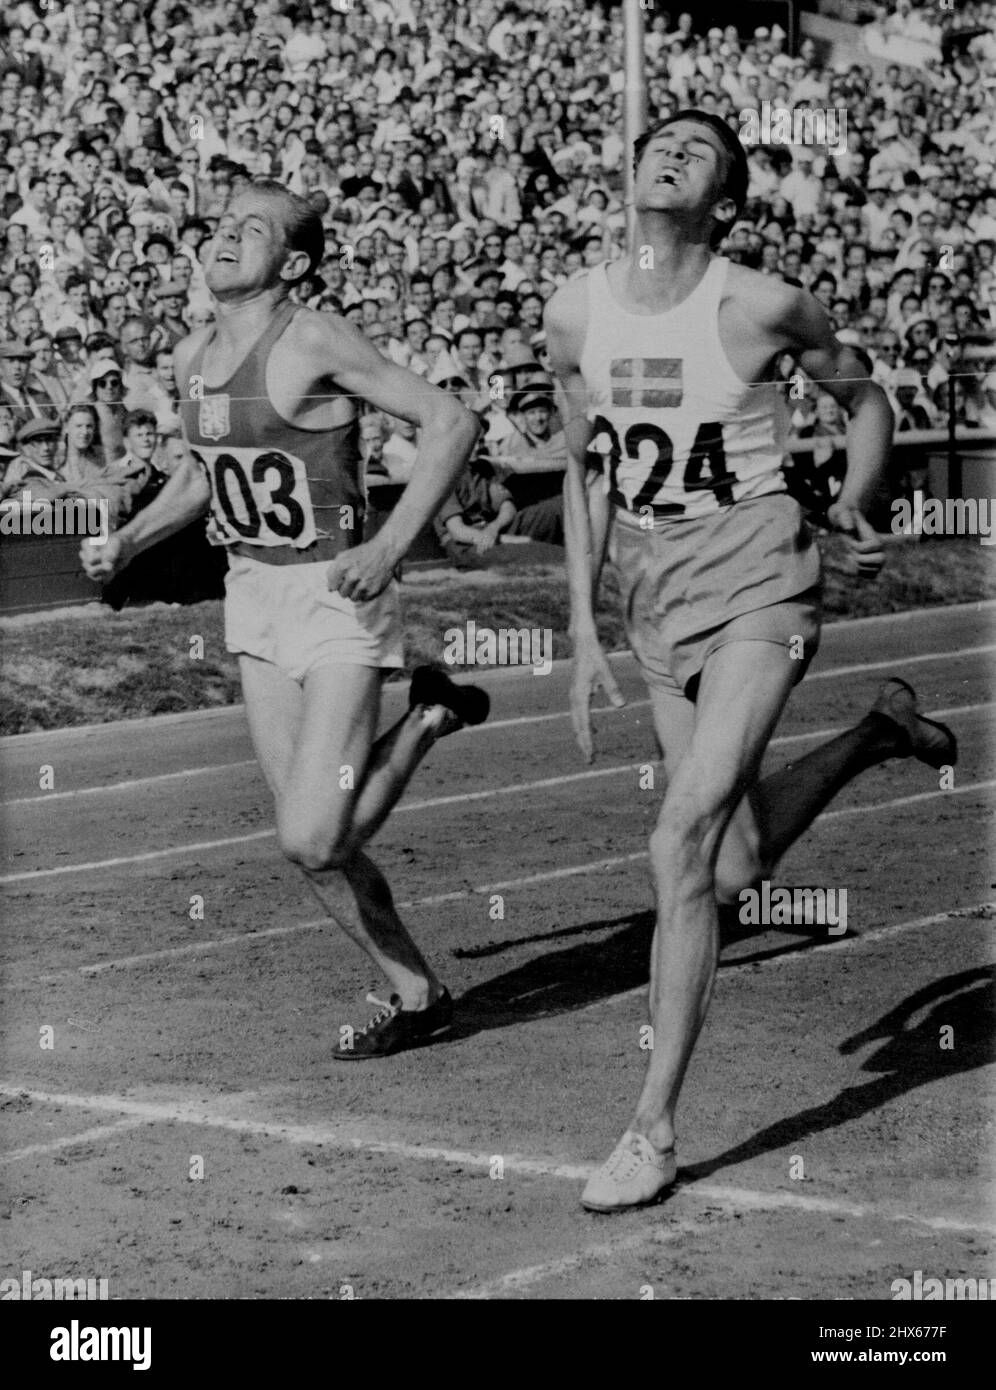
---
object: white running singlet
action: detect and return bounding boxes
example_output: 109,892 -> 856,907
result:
579,257 -> 789,521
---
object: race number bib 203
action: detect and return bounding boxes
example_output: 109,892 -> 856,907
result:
191,445 -> 317,549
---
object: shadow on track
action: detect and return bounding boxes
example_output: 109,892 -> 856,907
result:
680,966 -> 995,1184
444,907 -> 842,1039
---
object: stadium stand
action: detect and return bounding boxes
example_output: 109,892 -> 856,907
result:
1,0 -> 994,608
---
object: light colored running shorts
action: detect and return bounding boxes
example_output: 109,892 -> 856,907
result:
223,552 -> 405,682
608,492 -> 823,699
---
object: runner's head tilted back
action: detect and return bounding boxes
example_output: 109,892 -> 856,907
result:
203,181 -> 324,304
631,110 -> 748,248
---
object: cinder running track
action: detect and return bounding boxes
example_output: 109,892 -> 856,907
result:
1,600 -> 993,1299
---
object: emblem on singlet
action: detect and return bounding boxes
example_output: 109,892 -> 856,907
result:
611,359 -> 683,410
199,394 -> 231,441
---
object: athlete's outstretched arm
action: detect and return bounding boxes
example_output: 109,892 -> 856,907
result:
774,286 -> 892,576
80,338 -> 211,580
301,315 -> 480,600
79,435 -> 210,579
546,285 -> 624,761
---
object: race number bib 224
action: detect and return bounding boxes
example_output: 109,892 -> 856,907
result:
192,445 -> 317,548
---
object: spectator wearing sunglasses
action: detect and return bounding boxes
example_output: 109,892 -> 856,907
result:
125,267 -> 156,313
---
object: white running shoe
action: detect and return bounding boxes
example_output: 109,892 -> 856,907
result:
581,1130 -> 677,1213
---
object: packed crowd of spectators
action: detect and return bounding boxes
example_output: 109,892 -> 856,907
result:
2,0 -> 996,576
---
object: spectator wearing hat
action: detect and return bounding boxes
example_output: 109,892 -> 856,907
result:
890,366 -> 936,431
488,382 -> 566,544
0,339 -> 52,429
83,356 -> 128,464
1,416 -> 78,503
52,327 -> 86,396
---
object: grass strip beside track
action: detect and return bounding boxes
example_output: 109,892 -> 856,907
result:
1,534 -> 993,734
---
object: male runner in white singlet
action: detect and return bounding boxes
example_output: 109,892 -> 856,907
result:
82,182 -> 487,1057
545,113 -> 958,1210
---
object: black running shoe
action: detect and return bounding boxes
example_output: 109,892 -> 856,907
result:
333,989 -> 454,1060
870,678 -> 958,769
408,665 -> 490,726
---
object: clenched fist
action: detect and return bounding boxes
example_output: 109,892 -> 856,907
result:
326,539 -> 397,602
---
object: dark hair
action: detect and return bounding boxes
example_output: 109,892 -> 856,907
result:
84,332 -> 117,354
64,401 -> 99,427
124,408 -> 157,433
247,179 -> 325,285
633,109 -> 748,247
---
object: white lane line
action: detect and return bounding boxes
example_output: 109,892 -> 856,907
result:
0,1116 -> 151,1164
30,819 -> 996,986
443,1178 -> 995,1299
804,643 -> 996,680
2,1084 -> 991,1248
3,642 -> 993,808
444,1217 -> 719,1299
0,828 -> 276,884
2,760 -> 259,808
3,701 -> 991,886
730,901 -> 996,967
588,902 -> 996,1015
44,919 -> 332,980
0,1084 -> 591,1179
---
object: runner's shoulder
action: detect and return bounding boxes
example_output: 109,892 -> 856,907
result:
172,322 -> 213,381
286,302 -> 373,365
545,271 -> 590,325
544,272 -> 592,359
724,261 -> 811,332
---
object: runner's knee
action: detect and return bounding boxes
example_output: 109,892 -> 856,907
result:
277,816 -> 352,872
649,782 -> 735,888
649,805 -> 713,885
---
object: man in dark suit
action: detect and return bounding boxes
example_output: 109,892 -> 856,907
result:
0,27 -> 44,91
394,150 -> 452,215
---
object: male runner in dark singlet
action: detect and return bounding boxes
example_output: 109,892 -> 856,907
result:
82,181 -> 486,1057
545,113 -> 958,1210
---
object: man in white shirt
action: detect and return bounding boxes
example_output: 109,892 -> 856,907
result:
780,152 -> 822,220
9,176 -> 49,241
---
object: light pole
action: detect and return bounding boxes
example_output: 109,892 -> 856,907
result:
623,0 -> 648,240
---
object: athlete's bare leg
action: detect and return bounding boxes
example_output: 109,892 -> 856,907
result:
582,654 -> 956,1208
648,671 -> 932,912
239,656 -> 442,1008
345,702 -> 456,849
634,642 -> 798,1159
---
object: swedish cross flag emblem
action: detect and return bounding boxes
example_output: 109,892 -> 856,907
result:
199,394 -> 230,441
610,359 -> 683,410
